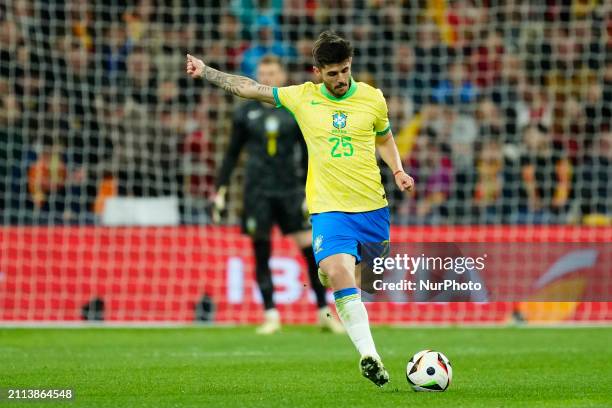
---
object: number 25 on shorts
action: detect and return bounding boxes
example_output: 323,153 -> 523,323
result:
328,136 -> 354,157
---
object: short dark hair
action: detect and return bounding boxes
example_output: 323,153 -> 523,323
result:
312,30 -> 353,68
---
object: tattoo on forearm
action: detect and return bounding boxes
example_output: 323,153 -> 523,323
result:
203,66 -> 269,97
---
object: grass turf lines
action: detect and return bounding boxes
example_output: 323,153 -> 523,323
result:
1,326 -> 611,407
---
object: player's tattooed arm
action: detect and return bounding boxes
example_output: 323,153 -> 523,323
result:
185,54 -> 275,105
204,67 -> 273,101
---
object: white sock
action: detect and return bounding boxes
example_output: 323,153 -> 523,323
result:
334,288 -> 379,359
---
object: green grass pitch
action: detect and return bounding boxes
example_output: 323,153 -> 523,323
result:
1,326 -> 611,407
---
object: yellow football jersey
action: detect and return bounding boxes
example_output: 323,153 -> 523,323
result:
273,80 -> 391,213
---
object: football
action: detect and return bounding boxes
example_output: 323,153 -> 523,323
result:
406,350 -> 453,392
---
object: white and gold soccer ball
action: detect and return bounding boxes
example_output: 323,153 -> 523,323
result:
406,350 -> 453,392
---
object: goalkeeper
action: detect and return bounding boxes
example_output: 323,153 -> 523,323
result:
214,55 -> 343,335
186,31 -> 413,387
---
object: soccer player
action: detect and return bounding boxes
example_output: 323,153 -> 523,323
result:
186,31 -> 414,387
215,55 -> 344,335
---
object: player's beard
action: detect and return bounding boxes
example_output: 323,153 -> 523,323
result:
327,79 -> 349,97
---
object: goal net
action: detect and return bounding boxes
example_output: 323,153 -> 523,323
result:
1,1 -> 610,324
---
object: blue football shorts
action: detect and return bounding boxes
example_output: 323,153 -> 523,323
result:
310,206 -> 390,265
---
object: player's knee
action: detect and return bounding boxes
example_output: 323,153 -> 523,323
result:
322,263 -> 352,284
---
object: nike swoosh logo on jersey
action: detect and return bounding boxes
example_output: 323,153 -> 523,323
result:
310,101 -> 322,105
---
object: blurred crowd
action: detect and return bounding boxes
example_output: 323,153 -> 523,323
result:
0,0 -> 610,225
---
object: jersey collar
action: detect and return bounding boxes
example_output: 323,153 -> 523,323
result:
320,78 -> 358,102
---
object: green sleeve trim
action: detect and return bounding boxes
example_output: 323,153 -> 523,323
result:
376,124 -> 392,136
272,87 -> 282,108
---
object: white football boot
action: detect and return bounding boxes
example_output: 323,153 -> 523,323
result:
256,308 -> 281,335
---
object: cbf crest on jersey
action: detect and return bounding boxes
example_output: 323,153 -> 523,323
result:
332,111 -> 347,129
313,234 -> 324,254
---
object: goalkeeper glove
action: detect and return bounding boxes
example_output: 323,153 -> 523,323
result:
212,186 -> 227,224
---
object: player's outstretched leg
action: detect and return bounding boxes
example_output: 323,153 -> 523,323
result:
321,254 -> 389,387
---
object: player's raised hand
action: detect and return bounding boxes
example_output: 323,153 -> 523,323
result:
186,54 -> 205,79
394,170 -> 414,192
